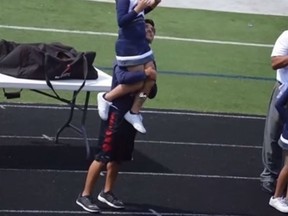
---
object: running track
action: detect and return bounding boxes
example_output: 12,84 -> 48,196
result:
0,103 -> 283,216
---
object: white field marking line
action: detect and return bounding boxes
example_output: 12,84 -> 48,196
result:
1,104 -> 266,120
157,35 -> 273,47
0,210 -> 242,216
0,25 -> 117,36
0,135 -> 261,149
0,168 -> 260,181
0,24 -> 273,48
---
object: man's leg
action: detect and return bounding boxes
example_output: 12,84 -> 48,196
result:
261,82 -> 283,193
104,82 -> 144,101
97,161 -> 124,209
82,160 -> 105,196
76,160 -> 104,213
104,162 -> 120,192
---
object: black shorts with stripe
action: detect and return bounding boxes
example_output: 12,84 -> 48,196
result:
94,106 -> 137,164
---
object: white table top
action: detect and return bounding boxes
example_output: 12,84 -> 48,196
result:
0,67 -> 112,92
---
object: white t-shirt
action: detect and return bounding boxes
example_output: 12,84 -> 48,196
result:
271,30 -> 288,83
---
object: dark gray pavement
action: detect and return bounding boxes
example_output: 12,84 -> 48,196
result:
0,103 -> 283,216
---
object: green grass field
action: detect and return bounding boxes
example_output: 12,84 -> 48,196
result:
1,0 -> 286,115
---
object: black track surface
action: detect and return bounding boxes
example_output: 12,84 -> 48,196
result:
0,103 -> 283,216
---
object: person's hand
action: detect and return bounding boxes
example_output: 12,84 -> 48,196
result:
145,65 -> 157,81
150,0 -> 161,9
134,0 -> 152,13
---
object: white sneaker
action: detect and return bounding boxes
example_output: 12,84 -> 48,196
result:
124,111 -> 146,134
269,196 -> 288,213
97,92 -> 112,120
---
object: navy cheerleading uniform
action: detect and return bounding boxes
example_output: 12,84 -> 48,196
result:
115,0 -> 154,66
275,84 -> 288,149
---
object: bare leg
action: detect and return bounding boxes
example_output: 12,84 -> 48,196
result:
105,82 -> 144,101
130,79 -> 155,113
104,65 -> 145,101
97,161 -> 124,209
123,62 -> 157,133
274,150 -> 288,198
104,162 -> 120,192
97,64 -> 146,120
81,160 -> 105,196
130,61 -> 156,113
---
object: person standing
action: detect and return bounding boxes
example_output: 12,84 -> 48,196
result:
269,84 -> 288,213
76,19 -> 158,213
260,30 -> 288,194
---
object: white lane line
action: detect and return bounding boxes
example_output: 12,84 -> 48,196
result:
0,135 -> 91,141
142,140 -> 262,149
149,209 -> 162,216
0,135 -> 261,149
0,209 -> 242,215
0,210 -> 87,214
0,168 -> 259,181
143,110 -> 265,120
41,134 -> 54,141
0,25 -> 273,48
106,171 -> 260,181
0,103 -> 265,120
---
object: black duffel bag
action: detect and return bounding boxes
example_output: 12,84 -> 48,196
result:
0,40 -> 98,80
0,39 -> 98,98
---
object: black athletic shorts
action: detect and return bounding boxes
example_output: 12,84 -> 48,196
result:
94,106 -> 137,164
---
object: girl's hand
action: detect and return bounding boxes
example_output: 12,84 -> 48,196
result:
149,0 -> 161,9
134,0 -> 152,13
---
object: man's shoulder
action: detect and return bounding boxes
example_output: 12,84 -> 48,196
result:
279,30 -> 288,39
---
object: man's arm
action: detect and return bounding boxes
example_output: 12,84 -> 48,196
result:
271,31 -> 288,70
144,0 -> 161,13
271,56 -> 288,70
144,61 -> 157,81
114,64 -> 157,98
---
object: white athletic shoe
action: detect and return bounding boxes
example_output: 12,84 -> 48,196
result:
124,111 -> 146,134
269,196 -> 288,213
97,92 -> 112,120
